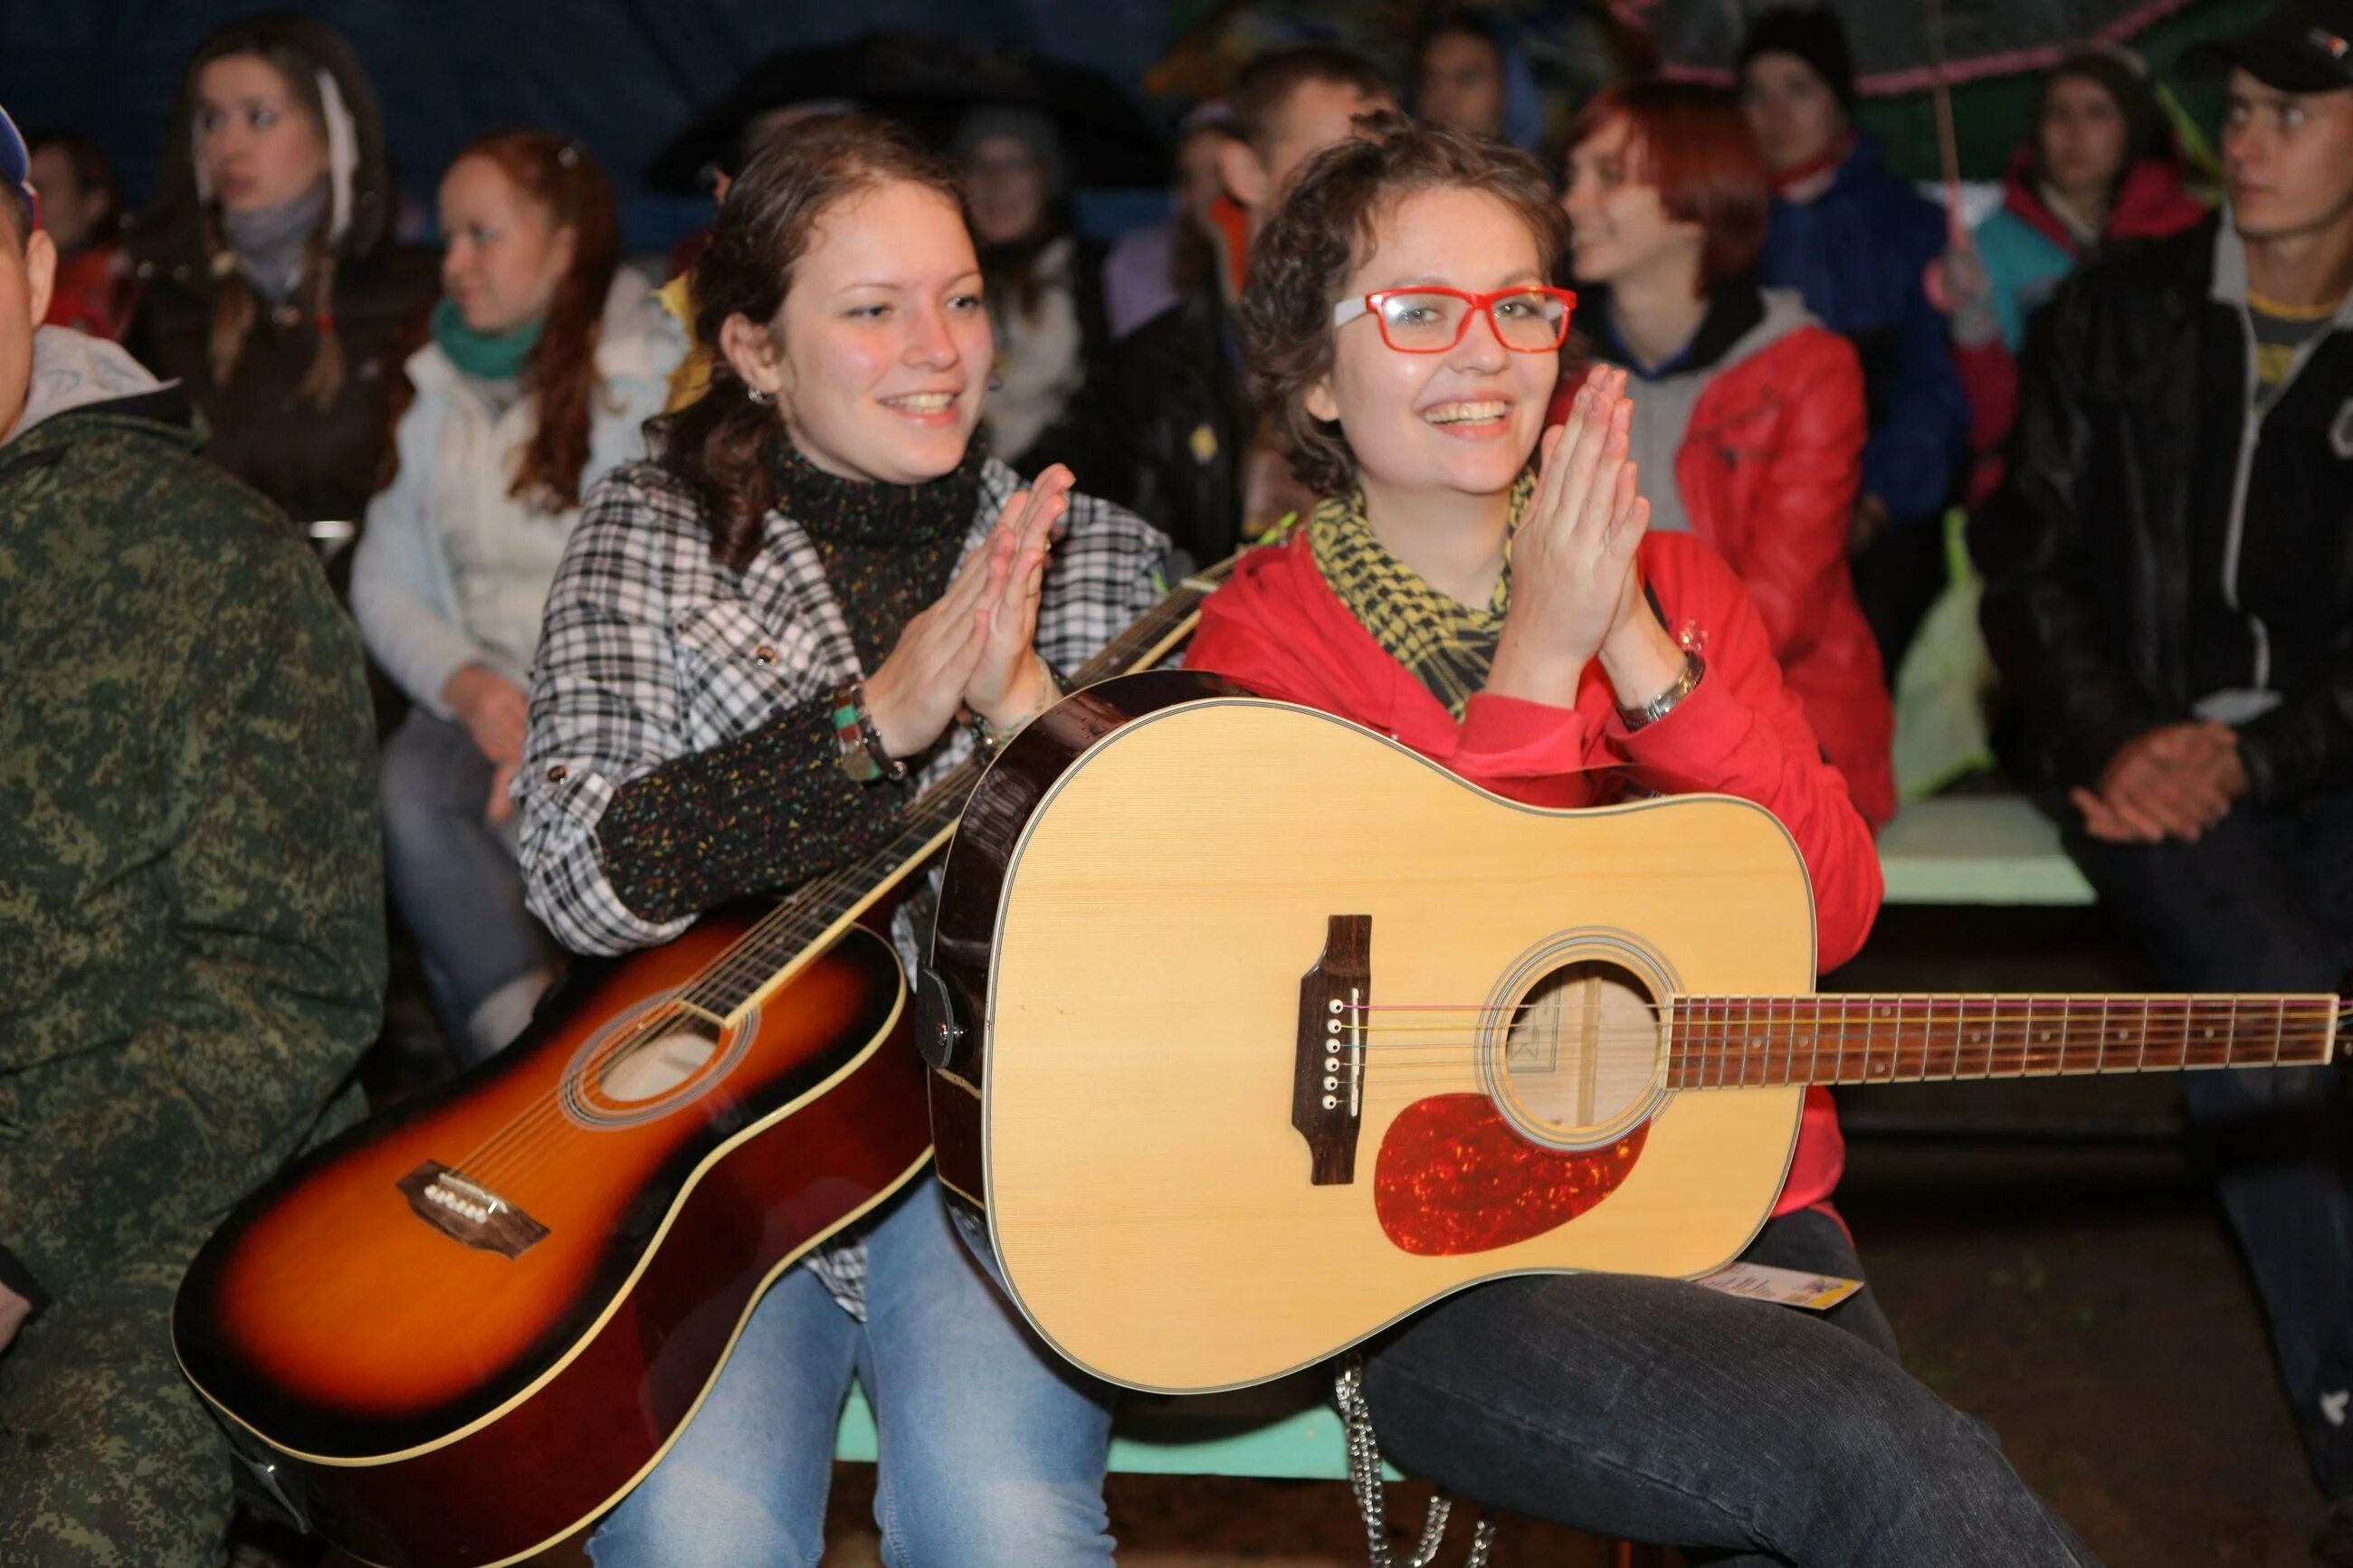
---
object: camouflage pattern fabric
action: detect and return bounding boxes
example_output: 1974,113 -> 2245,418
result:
0,401 -> 386,1564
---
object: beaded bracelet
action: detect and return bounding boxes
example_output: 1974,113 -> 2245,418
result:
967,665 -> 1062,757
830,680 -> 908,784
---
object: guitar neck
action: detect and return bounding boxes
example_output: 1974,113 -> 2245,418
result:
1664,993 -> 2341,1089
681,556 -> 1243,1021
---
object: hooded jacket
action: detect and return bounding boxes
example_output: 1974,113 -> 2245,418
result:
1758,136 -> 1969,525
1971,214 -> 2353,805
1186,528 -> 1878,1218
121,12 -> 438,527
1569,285 -> 1894,826
0,326 -> 382,1316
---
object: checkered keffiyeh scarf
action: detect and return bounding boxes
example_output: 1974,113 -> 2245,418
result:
1308,473 -> 1535,718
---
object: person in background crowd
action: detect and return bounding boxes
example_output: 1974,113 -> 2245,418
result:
1945,46 -> 2206,503
1969,7 -> 2353,1557
25,128 -> 129,338
0,101 -> 383,1567
517,114 -> 1167,1566
350,132 -> 681,1066
1103,102 -> 1236,340
1115,43 -> 1394,568
1186,115 -> 2096,1565
1415,8 -> 1510,140
953,106 -> 1119,481
1739,5 -> 1968,680
123,12 -> 437,540
1559,81 -> 1893,827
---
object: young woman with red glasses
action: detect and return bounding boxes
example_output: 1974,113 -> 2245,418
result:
1559,80 -> 1894,827
1184,116 -> 2096,1566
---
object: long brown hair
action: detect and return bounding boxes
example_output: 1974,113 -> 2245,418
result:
652,114 -> 967,572
454,131 -> 622,510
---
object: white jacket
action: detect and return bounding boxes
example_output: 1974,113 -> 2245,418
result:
352,269 -> 683,714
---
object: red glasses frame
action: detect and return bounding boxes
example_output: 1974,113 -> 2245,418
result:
1331,285 -> 1579,353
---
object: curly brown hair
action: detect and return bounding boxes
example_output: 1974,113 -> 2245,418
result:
651,114 -> 967,572
1237,113 -> 1570,500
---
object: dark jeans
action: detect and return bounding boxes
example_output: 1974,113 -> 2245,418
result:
380,709 -> 558,1064
2061,790 -> 2353,1497
1361,1208 -> 2098,1565
1851,516 -> 1948,686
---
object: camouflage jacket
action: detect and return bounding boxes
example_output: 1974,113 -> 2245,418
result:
0,329 -> 385,1312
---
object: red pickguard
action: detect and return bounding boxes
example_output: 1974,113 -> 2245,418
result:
1374,1095 -> 1648,1256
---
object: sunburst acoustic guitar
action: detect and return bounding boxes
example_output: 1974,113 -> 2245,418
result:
169,565 -> 1233,1568
919,671 -> 2343,1395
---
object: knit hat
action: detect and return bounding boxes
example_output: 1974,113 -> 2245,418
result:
2040,45 -> 2172,172
951,107 -> 1067,200
0,104 -> 35,233
1738,5 -> 1859,119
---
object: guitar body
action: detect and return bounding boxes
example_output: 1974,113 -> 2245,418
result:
929,672 -> 1815,1394
173,916 -> 929,1568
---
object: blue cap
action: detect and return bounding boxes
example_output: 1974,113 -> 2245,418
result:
0,104 -> 34,229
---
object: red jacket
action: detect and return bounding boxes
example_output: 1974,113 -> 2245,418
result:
1186,527 -> 1882,1215
1558,321 -> 1896,827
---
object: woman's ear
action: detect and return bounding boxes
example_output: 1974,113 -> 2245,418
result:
1304,372 -> 1340,424
717,311 -> 786,401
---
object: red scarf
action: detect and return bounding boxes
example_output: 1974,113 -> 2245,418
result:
1768,130 -> 1855,202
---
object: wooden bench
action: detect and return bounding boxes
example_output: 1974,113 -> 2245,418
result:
1877,793 -> 2094,907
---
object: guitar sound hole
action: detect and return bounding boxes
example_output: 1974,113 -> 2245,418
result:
599,1016 -> 725,1103
1499,960 -> 1660,1140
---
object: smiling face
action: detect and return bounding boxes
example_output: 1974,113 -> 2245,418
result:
1561,113 -> 1706,292
1739,51 -> 1844,172
2222,70 -> 2353,243
2039,73 -> 2130,204
438,155 -> 575,337
1306,186 -> 1558,508
194,52 -> 329,214
724,179 -> 992,485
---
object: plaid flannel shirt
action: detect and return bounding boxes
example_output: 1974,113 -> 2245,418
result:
517,454 -> 1168,1315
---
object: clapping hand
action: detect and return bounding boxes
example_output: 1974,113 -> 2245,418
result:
1490,369 -> 1661,708
864,466 -> 1070,759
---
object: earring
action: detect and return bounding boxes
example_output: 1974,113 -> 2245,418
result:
746,385 -> 775,406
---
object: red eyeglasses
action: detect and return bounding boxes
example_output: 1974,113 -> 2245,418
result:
1332,285 -> 1578,353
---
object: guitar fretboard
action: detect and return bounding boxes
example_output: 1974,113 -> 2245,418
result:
681,559 -> 1238,1019
1663,993 -> 2340,1089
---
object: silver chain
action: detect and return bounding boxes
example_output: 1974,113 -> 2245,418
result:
1333,1354 -> 1498,1568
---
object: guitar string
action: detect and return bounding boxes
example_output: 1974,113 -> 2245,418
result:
440,579 -> 1230,1196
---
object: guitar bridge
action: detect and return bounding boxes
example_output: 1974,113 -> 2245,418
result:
397,1161 -> 548,1259
1292,915 -> 1371,1184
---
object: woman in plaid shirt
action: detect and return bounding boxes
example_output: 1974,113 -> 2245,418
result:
516,115 -> 1165,1567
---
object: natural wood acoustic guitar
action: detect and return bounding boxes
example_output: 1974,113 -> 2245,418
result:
170,566 -> 1233,1568
921,671 -> 2343,1395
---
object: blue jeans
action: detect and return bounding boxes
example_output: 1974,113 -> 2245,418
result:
1360,1207 -> 2099,1565
380,709 -> 557,1062
2062,790 -> 2353,1497
587,1176 -> 1117,1568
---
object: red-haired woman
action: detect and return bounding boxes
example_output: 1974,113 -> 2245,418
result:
352,132 -> 682,1062
1558,81 -> 1894,827
1188,116 -> 2094,1564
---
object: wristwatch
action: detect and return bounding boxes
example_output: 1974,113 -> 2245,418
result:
1616,651 -> 1705,731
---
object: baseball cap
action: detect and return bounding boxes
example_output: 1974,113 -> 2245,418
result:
2187,0 -> 2353,94
0,105 -> 36,230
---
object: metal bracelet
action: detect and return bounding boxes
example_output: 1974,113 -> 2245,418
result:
1616,650 -> 1706,731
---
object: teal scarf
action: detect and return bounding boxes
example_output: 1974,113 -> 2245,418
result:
433,298 -> 543,381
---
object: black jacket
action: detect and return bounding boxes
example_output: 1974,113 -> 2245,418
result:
1970,214 -> 2353,805
1111,285 -> 1252,571
120,13 -> 437,527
